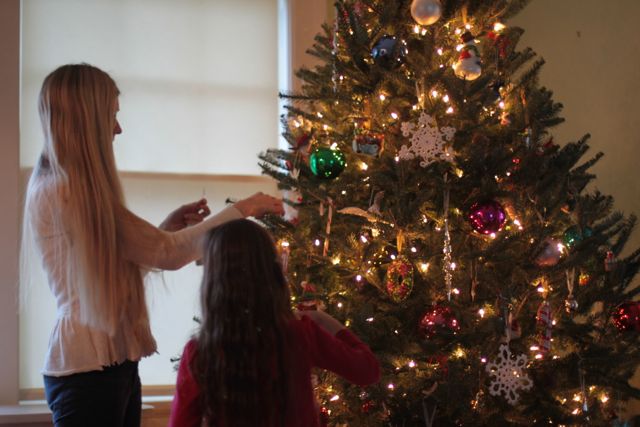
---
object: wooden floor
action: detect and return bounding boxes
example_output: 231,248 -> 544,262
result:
0,401 -> 171,427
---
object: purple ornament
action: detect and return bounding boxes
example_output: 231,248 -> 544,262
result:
468,200 -> 507,235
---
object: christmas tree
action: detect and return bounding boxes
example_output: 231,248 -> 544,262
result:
259,0 -> 640,425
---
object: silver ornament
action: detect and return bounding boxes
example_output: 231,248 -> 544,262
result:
410,0 -> 442,26
565,296 -> 579,313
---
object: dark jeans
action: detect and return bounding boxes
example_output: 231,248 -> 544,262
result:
44,360 -> 141,427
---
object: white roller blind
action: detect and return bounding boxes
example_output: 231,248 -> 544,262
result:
21,0 -> 279,175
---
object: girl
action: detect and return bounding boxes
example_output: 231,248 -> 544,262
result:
22,63 -> 284,427
170,219 -> 380,427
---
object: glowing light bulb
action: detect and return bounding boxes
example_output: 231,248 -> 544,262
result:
420,262 -> 429,272
330,395 -> 340,402
379,94 -> 386,101
408,360 -> 416,368
390,112 -> 399,120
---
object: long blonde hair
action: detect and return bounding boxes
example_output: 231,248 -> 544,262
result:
23,64 -> 147,335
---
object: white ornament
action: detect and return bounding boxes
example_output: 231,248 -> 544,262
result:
283,189 -> 302,222
410,0 -> 442,26
398,113 -> 456,167
453,32 -> 482,81
485,343 -> 533,405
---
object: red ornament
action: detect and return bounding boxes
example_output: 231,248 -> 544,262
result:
319,405 -> 330,426
605,251 -> 616,272
536,301 -> 553,354
419,305 -> 460,339
296,282 -> 324,311
612,302 -> 640,332
361,400 -> 376,413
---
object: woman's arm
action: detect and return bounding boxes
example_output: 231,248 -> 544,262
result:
119,192 -> 284,270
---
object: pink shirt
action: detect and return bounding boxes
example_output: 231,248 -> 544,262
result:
170,315 -> 380,427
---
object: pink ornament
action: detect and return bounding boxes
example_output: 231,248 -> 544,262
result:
468,200 -> 506,235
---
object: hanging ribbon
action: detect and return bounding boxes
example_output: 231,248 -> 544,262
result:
323,197 -> 334,257
422,399 -> 437,427
331,5 -> 339,94
579,359 -> 589,413
396,229 -> 405,254
442,173 -> 453,300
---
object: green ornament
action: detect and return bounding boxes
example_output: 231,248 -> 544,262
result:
562,225 -> 593,248
309,146 -> 346,179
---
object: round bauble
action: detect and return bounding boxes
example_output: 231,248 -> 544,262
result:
309,146 -> 346,179
565,296 -> 579,313
371,35 -> 408,69
385,256 -> 414,302
534,238 -> 563,267
419,305 -> 460,339
410,0 -> 442,26
562,225 -> 593,248
612,301 -> 640,332
468,200 -> 507,235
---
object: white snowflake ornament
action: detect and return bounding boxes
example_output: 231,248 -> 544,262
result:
485,343 -> 533,405
398,113 -> 456,167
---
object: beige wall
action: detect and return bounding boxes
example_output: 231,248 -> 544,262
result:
0,0 -> 20,405
511,0 -> 640,256
511,2 -> 640,415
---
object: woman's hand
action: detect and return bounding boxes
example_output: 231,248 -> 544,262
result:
234,192 -> 284,218
159,198 -> 211,232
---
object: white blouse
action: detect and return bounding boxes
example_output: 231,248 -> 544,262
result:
33,190 -> 243,377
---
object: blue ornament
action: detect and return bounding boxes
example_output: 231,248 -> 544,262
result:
371,36 -> 407,69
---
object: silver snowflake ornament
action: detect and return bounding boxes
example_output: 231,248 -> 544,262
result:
485,343 -> 533,405
398,113 -> 456,167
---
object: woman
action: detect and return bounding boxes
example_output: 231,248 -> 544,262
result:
22,63 -> 283,426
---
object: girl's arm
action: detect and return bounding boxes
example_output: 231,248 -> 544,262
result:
169,340 -> 203,427
298,312 -> 381,386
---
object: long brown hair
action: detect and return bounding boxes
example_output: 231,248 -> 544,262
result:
194,219 -> 293,426
23,64 -> 148,335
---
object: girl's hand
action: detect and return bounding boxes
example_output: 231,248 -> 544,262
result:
160,198 -> 211,232
234,192 -> 284,218
294,309 -> 345,336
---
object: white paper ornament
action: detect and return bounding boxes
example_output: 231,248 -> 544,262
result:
410,0 -> 442,26
283,189 -> 302,222
485,343 -> 533,405
398,113 -> 456,167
